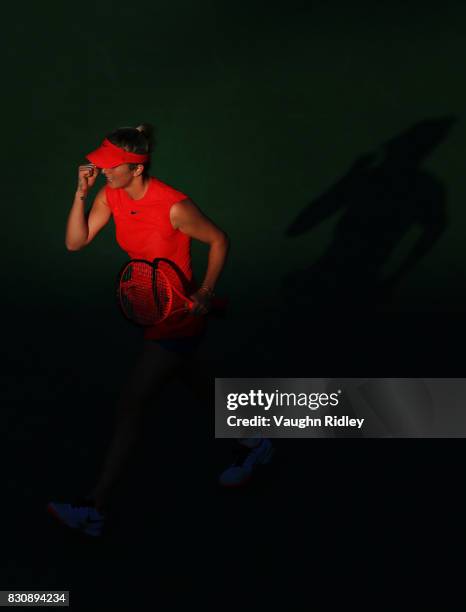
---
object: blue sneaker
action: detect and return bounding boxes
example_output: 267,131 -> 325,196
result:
46,498 -> 105,537
219,439 -> 275,487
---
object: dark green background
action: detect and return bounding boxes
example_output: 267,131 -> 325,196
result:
4,0 -> 466,357
2,0 -> 464,606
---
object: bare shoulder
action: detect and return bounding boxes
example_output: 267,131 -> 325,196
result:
170,198 -> 204,228
92,185 -> 110,208
171,197 -> 199,212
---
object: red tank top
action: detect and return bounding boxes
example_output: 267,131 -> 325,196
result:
105,176 -> 206,340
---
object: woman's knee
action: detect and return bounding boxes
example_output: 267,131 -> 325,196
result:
118,341 -> 189,406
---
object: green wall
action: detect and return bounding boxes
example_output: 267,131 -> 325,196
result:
3,1 -> 465,366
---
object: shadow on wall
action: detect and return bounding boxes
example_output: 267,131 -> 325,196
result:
283,116 -> 457,315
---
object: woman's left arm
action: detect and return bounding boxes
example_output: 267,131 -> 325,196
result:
170,198 -> 230,313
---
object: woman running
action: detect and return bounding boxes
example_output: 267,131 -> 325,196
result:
47,124 -> 234,536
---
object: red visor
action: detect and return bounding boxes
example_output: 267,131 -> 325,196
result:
86,138 -> 149,168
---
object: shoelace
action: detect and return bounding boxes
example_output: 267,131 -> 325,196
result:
70,498 -> 104,520
70,499 -> 95,509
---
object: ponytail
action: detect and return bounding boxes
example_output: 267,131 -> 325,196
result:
106,123 -> 156,177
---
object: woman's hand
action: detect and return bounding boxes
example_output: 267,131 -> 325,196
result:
77,164 -> 100,197
189,288 -> 213,315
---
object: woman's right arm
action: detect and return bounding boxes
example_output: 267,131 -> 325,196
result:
65,164 -> 112,251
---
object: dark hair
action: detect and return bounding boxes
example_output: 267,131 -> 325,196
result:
106,123 -> 155,177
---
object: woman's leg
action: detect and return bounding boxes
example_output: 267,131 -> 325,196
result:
91,341 -> 190,512
178,358 -> 275,486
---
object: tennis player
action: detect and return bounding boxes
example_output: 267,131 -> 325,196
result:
47,125 -> 272,536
